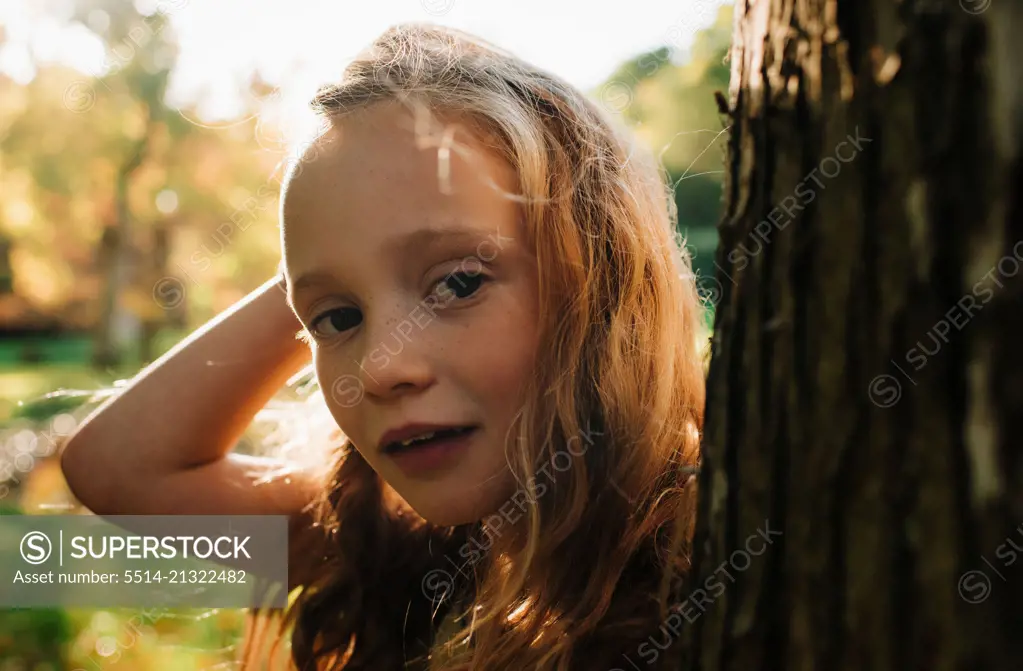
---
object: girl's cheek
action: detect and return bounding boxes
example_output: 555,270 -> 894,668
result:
313,357 -> 358,421
324,369 -> 366,415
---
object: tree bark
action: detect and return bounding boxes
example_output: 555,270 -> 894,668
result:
684,1 -> 1023,670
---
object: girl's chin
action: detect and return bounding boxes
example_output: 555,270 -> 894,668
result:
410,497 -> 486,526
401,491 -> 505,528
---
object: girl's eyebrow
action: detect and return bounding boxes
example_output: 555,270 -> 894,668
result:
381,225 -> 490,258
289,271 -> 341,296
289,226 -> 493,298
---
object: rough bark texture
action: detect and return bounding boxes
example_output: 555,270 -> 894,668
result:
684,1 -> 1023,670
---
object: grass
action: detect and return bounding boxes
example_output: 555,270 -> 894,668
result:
0,332 -> 188,423
0,336 -> 260,670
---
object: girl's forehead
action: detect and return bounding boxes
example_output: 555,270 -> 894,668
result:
281,109 -> 520,242
280,107 -> 527,284
290,102 -> 496,177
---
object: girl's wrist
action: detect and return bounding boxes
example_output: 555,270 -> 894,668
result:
271,260 -> 288,291
239,274 -> 308,361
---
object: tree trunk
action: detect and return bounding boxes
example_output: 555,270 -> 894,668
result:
683,2 -> 1023,670
0,233 -> 13,295
92,129 -> 150,369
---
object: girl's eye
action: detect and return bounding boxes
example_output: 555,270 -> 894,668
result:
433,271 -> 487,301
309,307 -> 362,338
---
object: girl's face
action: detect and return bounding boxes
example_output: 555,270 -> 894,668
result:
282,102 -> 540,526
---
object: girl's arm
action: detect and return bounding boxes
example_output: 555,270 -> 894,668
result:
60,274 -> 326,591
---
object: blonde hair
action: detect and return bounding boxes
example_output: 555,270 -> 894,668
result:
245,22 -> 705,670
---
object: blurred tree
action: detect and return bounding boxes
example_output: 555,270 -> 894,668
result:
0,2 -> 287,364
0,235 -> 13,294
62,0 -> 179,367
610,5 -> 732,177
683,2 -> 1023,670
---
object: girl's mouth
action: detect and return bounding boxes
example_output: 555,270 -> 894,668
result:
383,426 -> 478,475
382,425 -> 477,454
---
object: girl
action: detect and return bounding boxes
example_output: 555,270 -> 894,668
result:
60,22 -> 706,670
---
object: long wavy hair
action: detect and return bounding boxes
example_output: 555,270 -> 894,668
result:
243,22 -> 706,671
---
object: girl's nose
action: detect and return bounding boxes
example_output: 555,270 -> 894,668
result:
356,316 -> 436,401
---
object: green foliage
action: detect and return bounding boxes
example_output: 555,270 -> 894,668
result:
593,4 -> 733,298
0,607 -> 74,667
9,391 -> 88,423
607,46 -> 674,90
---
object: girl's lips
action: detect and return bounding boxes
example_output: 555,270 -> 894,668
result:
379,423 -> 475,453
386,427 -> 477,476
